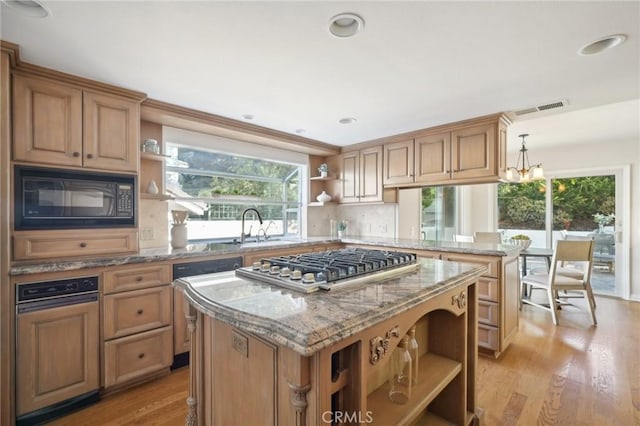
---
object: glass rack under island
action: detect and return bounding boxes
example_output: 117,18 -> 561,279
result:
173,248 -> 485,425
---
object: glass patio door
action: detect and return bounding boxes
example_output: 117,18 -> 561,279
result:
498,166 -> 629,298
550,174 -> 617,295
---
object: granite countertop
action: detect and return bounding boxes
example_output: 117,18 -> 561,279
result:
9,236 -> 520,276
174,258 -> 486,356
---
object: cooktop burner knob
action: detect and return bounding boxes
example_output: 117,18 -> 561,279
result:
280,267 -> 291,277
302,273 -> 315,283
260,262 -> 271,272
291,270 -> 302,280
269,265 -> 280,275
252,262 -> 262,270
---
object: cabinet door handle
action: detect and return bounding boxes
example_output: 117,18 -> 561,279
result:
136,276 -> 143,282
79,242 -> 87,248
137,309 -> 144,315
86,153 -> 94,159
72,151 -> 80,157
138,353 -> 145,359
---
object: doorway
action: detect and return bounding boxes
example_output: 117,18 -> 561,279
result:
548,167 -> 629,298
498,166 -> 630,299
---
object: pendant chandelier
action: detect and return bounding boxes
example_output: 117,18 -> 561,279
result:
506,134 -> 544,182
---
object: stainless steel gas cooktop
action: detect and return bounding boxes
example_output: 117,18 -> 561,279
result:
235,247 -> 418,293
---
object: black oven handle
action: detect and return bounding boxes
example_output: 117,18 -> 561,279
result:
17,292 -> 98,314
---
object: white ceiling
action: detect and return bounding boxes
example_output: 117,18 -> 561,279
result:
1,1 -> 639,151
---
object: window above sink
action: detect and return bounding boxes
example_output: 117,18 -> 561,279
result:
164,141 -> 303,243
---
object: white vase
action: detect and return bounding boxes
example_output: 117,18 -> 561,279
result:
320,171 -> 328,178
316,191 -> 332,203
147,180 -> 159,194
171,224 -> 188,249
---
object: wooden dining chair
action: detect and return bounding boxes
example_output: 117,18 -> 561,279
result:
473,232 -> 502,243
521,240 -> 597,326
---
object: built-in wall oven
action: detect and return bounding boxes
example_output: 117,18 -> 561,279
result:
16,276 -> 100,425
14,165 -> 136,230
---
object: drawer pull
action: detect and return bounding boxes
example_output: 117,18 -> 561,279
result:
136,276 -> 143,282
87,153 -> 94,159
137,309 -> 144,315
79,242 -> 87,248
72,151 -> 80,157
138,353 -> 145,359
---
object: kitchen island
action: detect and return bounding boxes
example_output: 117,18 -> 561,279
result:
174,255 -> 486,425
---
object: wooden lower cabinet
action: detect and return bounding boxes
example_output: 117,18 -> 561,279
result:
103,286 -> 171,340
16,301 -> 99,415
442,252 -> 519,358
350,244 -> 519,357
189,281 -> 478,426
102,263 -> 173,389
206,321 -> 277,425
103,326 -> 173,388
13,228 -> 138,261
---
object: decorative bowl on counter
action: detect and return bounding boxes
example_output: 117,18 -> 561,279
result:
509,238 -> 531,250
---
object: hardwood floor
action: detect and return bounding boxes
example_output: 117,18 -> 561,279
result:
47,295 -> 639,425
478,294 -> 640,425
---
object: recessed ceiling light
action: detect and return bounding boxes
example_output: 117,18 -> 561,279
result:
339,117 -> 357,124
1,0 -> 51,18
578,34 -> 627,55
329,13 -> 364,38
241,114 -> 255,120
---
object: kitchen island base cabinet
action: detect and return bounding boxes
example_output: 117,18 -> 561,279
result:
186,281 -> 479,425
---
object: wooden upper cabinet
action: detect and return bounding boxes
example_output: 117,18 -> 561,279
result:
339,151 -> 359,203
338,146 -> 383,203
13,74 -> 83,167
383,139 -> 413,185
83,91 -> 139,172
13,73 -> 140,173
451,122 -> 495,180
359,145 -> 383,202
382,114 -> 510,187
414,132 -> 451,184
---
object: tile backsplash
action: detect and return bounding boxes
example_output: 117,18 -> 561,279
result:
307,204 -> 397,238
139,199 -> 169,249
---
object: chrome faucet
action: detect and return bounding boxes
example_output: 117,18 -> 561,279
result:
256,220 -> 276,242
241,208 -> 263,244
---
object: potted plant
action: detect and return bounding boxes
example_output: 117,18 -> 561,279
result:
337,220 -> 347,238
318,163 -> 328,178
593,213 -> 615,233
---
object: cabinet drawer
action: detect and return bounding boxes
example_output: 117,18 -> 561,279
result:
477,323 -> 499,351
443,253 -> 499,278
103,326 -> 173,388
104,286 -> 171,340
13,229 -> 138,261
478,300 -> 499,326
104,264 -> 171,294
477,277 -> 499,302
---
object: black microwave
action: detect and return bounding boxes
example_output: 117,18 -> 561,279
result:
14,166 -> 136,230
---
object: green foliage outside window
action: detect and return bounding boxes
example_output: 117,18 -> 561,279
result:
498,176 -> 615,231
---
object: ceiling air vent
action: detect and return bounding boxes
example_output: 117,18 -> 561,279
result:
513,99 -> 568,116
